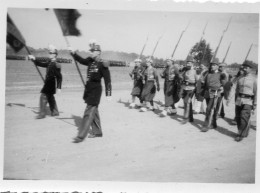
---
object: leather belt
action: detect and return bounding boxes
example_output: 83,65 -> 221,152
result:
238,93 -> 253,99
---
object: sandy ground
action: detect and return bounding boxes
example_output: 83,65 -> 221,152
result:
4,87 -> 257,183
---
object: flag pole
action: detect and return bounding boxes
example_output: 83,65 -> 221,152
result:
64,37 -> 85,86
24,46 -> 45,82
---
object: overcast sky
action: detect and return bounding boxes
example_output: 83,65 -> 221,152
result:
8,8 -> 259,64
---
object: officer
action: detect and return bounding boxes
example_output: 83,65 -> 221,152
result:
232,61 -> 257,142
28,45 -> 62,119
181,55 -> 198,124
201,58 -> 227,132
140,58 -> 160,112
160,57 -> 179,116
68,41 -> 112,143
129,58 -> 144,108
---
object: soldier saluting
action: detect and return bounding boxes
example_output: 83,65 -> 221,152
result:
232,61 -> 257,142
68,41 -> 112,143
28,45 -> 62,119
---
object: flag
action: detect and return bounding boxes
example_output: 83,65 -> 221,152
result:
7,14 -> 26,52
54,9 -> 81,36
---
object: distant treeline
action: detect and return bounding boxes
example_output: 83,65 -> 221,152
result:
6,55 -> 72,63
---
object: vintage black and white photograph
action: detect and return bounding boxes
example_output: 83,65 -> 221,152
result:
1,0 -> 260,192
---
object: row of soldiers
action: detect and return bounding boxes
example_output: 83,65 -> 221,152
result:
129,56 -> 257,142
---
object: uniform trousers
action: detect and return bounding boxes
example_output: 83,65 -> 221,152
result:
205,96 -> 220,127
39,93 -> 59,117
235,104 -> 252,138
182,89 -> 194,120
77,105 -> 102,139
216,94 -> 225,118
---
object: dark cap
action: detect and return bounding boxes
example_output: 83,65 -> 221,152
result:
242,61 -> 255,69
186,55 -> 195,63
210,58 -> 219,65
89,44 -> 101,52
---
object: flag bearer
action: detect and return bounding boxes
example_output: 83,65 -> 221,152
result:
28,45 -> 62,119
68,42 -> 112,143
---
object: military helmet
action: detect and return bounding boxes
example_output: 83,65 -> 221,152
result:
186,55 -> 195,63
210,58 -> 219,65
242,60 -> 255,69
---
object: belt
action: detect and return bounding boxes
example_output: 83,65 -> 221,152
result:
183,81 -> 196,86
238,93 -> 253,99
87,80 -> 101,83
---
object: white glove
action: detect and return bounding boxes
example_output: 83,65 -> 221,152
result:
57,89 -> 61,94
67,47 -> 76,54
106,96 -> 112,101
28,55 -> 35,60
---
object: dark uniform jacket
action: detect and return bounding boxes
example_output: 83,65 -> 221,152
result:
35,58 -> 62,95
202,71 -> 227,98
73,53 -> 112,106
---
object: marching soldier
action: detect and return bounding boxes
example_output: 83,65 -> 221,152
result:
201,58 -> 227,132
216,62 -> 231,118
193,63 -> 208,114
160,58 -> 179,116
230,66 -> 245,125
129,58 -> 144,108
140,58 -> 160,112
180,55 -> 198,124
28,45 -> 62,119
232,61 -> 257,142
68,42 -> 112,143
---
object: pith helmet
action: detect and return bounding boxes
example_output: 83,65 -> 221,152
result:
186,55 -> 195,63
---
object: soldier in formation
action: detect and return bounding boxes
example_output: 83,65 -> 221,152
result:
160,58 -> 180,116
232,61 -> 257,142
180,56 -> 198,124
140,58 -> 160,112
201,58 -> 228,132
129,58 -> 144,108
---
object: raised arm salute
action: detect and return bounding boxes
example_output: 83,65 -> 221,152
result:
68,42 -> 112,143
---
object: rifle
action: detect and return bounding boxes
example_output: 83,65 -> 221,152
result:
211,17 -> 232,62
139,35 -> 149,59
226,43 -> 254,105
222,41 -> 232,63
171,20 -> 192,58
217,41 -> 232,117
